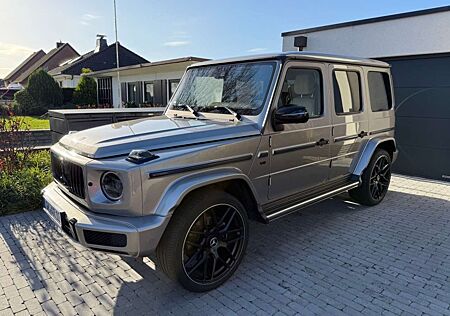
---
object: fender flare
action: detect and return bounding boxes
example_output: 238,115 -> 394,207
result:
351,136 -> 397,176
153,167 -> 265,219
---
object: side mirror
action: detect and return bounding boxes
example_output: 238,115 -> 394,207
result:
274,105 -> 309,124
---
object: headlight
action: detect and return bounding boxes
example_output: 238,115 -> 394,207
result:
101,171 -> 123,201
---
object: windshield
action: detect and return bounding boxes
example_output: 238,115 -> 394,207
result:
169,61 -> 276,116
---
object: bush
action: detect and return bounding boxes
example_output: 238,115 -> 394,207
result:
14,69 -> 63,115
0,113 -> 32,173
13,89 -> 45,115
73,68 -> 97,106
0,150 -> 52,215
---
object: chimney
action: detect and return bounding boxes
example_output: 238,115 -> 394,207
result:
56,41 -> 65,48
95,34 -> 108,53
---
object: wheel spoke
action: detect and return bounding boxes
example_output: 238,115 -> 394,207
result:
186,252 -> 207,275
217,207 -> 232,227
217,256 -> 231,269
224,235 -> 244,245
203,253 -> 210,280
210,256 -> 217,281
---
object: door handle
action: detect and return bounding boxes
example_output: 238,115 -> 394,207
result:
358,131 -> 368,138
316,138 -> 329,146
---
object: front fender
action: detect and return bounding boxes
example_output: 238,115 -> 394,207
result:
153,167 -> 263,217
351,136 -> 397,176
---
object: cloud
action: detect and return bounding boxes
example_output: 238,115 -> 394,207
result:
163,41 -> 190,47
0,42 -> 35,56
246,48 -> 267,53
80,13 -> 102,26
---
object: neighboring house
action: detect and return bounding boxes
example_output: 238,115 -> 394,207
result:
49,35 -> 148,89
87,56 -> 208,107
3,50 -> 46,87
14,42 -> 79,86
281,5 -> 450,181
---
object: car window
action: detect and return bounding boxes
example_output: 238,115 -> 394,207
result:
277,68 -> 323,118
333,70 -> 362,115
368,71 -> 392,111
169,61 -> 276,116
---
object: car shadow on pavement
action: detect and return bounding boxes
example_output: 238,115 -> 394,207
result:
1,186 -> 450,315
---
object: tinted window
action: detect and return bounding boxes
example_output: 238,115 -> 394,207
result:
368,72 -> 392,111
333,70 -> 362,114
278,68 -> 323,118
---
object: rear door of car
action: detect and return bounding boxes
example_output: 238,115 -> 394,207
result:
329,64 -> 369,180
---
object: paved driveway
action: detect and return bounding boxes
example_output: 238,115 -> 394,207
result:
0,175 -> 450,316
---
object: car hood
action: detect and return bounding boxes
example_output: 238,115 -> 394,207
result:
59,115 -> 261,159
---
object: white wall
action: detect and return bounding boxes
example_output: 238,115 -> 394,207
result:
282,11 -> 450,58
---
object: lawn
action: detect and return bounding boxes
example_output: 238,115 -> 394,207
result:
16,116 -> 50,130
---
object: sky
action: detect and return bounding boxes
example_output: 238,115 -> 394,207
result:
1,0 -> 449,78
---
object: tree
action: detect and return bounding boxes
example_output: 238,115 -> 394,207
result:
73,68 -> 97,106
13,69 -> 63,115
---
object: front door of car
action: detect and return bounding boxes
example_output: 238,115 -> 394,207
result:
267,62 -> 331,201
329,65 -> 369,180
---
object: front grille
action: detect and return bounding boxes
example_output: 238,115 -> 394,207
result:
83,230 -> 127,247
51,152 -> 85,199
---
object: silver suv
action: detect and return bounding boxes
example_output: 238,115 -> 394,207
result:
42,52 -> 396,292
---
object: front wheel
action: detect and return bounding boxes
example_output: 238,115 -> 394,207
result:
156,190 -> 249,292
350,149 -> 392,206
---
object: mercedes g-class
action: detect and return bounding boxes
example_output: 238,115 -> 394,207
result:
42,52 -> 396,292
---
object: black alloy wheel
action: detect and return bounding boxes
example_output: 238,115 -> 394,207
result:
182,204 -> 246,285
369,154 -> 391,201
156,190 -> 249,292
349,149 -> 392,206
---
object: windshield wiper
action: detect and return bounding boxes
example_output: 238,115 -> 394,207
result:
174,104 -> 199,117
202,106 -> 241,121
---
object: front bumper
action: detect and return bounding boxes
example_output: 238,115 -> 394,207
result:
42,182 -> 171,257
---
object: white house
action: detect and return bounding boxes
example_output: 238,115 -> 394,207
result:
86,56 -> 208,108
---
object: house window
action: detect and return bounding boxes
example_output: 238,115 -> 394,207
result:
127,82 -> 138,104
144,81 -> 154,105
333,70 -> 362,115
98,77 -> 112,106
169,79 -> 180,99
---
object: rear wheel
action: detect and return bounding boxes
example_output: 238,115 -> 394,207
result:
350,149 -> 392,206
156,190 -> 249,292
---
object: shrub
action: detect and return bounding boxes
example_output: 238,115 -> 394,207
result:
0,113 -> 32,173
0,150 -> 52,215
13,89 -> 45,115
14,69 -> 63,115
73,68 -> 97,106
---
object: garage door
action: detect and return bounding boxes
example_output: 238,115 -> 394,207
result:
381,54 -> 450,182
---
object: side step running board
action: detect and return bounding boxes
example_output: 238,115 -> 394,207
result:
266,182 -> 360,221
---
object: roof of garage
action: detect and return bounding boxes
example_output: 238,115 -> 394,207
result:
282,5 -> 450,37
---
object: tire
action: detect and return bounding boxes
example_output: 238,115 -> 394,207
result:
349,149 -> 392,206
156,190 -> 249,292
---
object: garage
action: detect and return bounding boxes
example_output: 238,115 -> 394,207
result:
281,6 -> 450,181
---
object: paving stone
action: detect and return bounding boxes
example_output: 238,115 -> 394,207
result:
0,176 -> 449,315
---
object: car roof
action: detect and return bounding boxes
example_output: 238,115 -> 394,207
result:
189,51 -> 390,69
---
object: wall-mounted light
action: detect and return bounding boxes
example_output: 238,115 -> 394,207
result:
294,36 -> 308,51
